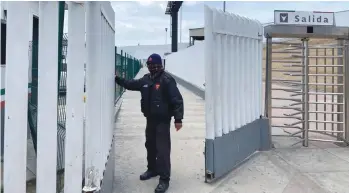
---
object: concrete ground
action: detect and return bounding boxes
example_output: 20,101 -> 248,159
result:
113,68 -> 349,193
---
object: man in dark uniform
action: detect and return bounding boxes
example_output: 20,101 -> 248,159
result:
115,53 -> 184,193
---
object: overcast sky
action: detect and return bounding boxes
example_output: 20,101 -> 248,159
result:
1,1 -> 348,46
110,1 -> 349,47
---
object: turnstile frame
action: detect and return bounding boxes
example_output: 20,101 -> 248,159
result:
264,24 -> 349,146
264,25 -> 349,39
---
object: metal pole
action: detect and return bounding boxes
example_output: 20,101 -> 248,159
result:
165,28 -> 167,45
171,12 -> 178,52
223,1 -> 226,12
264,37 -> 272,146
344,40 -> 349,143
303,38 -> 310,147
337,40 -> 344,140
180,7 -> 182,43
301,40 -> 305,143
264,37 -> 272,119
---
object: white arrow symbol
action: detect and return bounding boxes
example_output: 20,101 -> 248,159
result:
281,16 -> 287,21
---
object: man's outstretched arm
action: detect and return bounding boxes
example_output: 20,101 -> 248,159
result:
115,75 -> 143,91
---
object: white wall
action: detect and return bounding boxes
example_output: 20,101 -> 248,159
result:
165,41 -> 205,90
120,43 -> 189,60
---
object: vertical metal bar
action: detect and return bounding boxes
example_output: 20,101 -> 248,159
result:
344,40 -> 349,143
64,3 -> 85,192
180,7 -> 182,43
337,40 -> 344,140
264,37 -> 272,118
204,5 -> 215,182
84,2 -> 99,191
303,38 -> 310,147
114,46 -> 117,102
203,5 -> 215,139
264,37 -> 272,143
324,48 -> 327,132
37,2 -> 60,192
332,48 -> 335,134
171,11 -> 178,52
343,42 -> 346,142
301,40 -> 305,141
315,48 -> 318,129
4,2 -> 30,193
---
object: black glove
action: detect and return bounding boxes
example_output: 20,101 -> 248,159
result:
174,119 -> 182,123
115,75 -> 121,83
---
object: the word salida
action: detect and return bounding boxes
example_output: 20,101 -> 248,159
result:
295,15 -> 329,23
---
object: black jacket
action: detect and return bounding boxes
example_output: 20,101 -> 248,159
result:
115,71 -> 184,123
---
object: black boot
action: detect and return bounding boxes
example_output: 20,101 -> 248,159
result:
140,170 -> 158,181
154,180 -> 169,193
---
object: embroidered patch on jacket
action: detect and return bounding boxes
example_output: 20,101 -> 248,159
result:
155,84 -> 160,90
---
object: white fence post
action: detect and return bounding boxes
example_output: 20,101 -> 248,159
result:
100,12 -> 106,182
204,5 -> 215,140
36,2 -> 60,193
257,25 -> 262,116
3,2 -> 30,192
229,13 -> 237,131
84,1 -> 100,191
64,2 -> 85,193
98,1 -> 115,186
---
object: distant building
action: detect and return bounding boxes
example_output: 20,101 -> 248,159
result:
189,27 -> 204,46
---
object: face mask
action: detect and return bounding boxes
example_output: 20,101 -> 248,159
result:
147,63 -> 163,74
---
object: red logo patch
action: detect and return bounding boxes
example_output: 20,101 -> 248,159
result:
155,84 -> 160,90
148,57 -> 152,62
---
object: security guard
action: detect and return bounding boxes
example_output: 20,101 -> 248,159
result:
115,53 -> 184,193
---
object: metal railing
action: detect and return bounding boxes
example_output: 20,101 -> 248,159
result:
115,47 -> 142,102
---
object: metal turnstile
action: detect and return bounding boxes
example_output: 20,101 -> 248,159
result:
264,25 -> 349,146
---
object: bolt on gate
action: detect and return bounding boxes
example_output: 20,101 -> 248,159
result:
264,24 -> 349,147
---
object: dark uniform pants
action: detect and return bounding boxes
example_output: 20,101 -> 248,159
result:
145,118 -> 171,182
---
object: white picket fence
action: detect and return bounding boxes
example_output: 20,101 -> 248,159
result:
2,2 -> 115,192
204,6 -> 264,139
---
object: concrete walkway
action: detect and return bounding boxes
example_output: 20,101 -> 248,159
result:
113,68 -> 349,193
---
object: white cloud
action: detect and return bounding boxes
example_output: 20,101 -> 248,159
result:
111,1 -> 173,46
158,2 -> 167,11
137,0 -> 154,7
185,1 -> 197,6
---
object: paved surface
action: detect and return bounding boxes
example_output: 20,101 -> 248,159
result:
113,68 -> 349,193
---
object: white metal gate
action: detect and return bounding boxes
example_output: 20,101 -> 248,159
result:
204,6 -> 268,182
